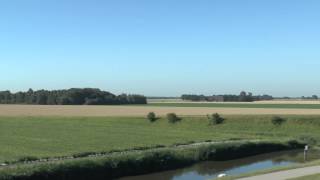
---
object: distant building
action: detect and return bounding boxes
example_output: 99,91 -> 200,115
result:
207,95 -> 224,102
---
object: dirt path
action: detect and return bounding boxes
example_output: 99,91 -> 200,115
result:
2,105 -> 320,116
237,166 -> 320,180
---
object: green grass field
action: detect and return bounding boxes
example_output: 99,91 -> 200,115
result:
146,103 -> 320,109
0,115 -> 319,163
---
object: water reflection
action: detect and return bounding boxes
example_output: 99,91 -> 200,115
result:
118,150 -> 320,180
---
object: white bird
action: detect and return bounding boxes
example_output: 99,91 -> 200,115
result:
218,174 -> 227,178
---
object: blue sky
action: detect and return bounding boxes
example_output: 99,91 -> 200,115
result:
1,0 -> 320,96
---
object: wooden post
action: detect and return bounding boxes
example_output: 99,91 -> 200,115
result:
304,145 -> 309,161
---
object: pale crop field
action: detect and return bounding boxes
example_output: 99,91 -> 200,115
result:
148,99 -> 320,104
1,104 -> 320,117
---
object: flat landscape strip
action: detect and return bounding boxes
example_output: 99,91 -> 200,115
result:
148,100 -> 320,104
147,103 -> 320,109
237,165 -> 320,180
2,115 -> 318,164
2,105 -> 320,116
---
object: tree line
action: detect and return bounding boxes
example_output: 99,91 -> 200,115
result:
301,95 -> 318,100
0,88 -> 147,105
181,91 -> 273,102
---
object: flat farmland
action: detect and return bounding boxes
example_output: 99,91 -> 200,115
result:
2,104 -> 320,117
1,102 -> 319,163
147,102 -> 320,109
1,115 -> 320,163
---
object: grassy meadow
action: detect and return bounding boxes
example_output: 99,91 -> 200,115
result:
0,115 -> 319,163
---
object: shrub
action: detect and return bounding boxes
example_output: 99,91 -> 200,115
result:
271,116 -> 286,126
147,112 -> 157,122
167,113 -> 181,123
17,156 -> 39,162
208,113 -> 225,125
298,135 -> 317,145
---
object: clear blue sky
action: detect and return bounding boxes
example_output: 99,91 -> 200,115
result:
1,0 -> 319,96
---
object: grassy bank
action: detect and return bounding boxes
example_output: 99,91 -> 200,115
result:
1,115 -> 320,163
222,160 -> 320,180
0,140 -> 303,180
146,103 -> 320,109
290,174 -> 320,180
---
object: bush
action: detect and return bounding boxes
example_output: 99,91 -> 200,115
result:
167,113 -> 181,123
17,156 -> 39,162
208,113 -> 225,125
147,112 -> 157,122
298,135 -> 317,145
271,116 -> 286,126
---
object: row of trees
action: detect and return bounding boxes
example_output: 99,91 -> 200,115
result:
301,95 -> 318,100
181,91 -> 273,102
147,112 -> 224,125
147,112 -> 286,127
0,88 -> 147,105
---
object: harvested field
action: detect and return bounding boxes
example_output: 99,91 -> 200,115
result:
147,103 -> 320,109
148,99 -> 320,104
254,100 -> 320,104
2,104 -> 320,116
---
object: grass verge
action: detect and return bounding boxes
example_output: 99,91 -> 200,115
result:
219,159 -> 320,180
289,173 -> 320,180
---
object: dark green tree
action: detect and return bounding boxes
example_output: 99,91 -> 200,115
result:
147,112 -> 157,122
272,116 -> 286,126
167,113 -> 181,123
208,113 -> 225,125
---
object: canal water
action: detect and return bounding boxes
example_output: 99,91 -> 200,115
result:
119,150 -> 320,180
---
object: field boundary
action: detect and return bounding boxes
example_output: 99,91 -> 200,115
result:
0,140 -> 304,180
0,140 -> 257,168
